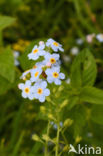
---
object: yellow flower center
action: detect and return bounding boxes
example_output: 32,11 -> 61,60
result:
53,72 -> 59,78
33,49 -> 38,54
24,87 -> 30,93
53,42 -> 59,47
50,58 -> 56,64
37,88 -> 43,94
34,71 -> 39,77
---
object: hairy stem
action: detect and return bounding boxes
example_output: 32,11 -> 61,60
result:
45,120 -> 50,156
55,121 -> 60,156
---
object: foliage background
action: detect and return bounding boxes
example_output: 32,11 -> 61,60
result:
0,0 -> 103,156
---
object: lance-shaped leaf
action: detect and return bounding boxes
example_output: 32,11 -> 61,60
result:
0,15 -> 15,31
0,47 -> 15,83
80,86 -> 103,105
70,48 -> 97,88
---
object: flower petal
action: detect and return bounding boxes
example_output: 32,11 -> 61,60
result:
44,89 -> 50,96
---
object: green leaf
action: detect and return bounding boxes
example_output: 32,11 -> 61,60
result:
0,76 -> 13,95
91,105 -> 103,125
80,86 -> 103,105
70,48 -> 97,88
0,15 -> 15,31
0,47 -> 15,82
68,105 -> 87,137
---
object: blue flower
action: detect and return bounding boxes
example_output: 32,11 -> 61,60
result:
96,34 -> 103,42
44,53 -> 60,66
45,67 -> 65,85
28,44 -> 46,60
32,81 -> 50,102
30,68 -> 42,82
46,38 -> 64,52
18,80 -> 34,100
50,121 -> 63,130
13,51 -> 20,66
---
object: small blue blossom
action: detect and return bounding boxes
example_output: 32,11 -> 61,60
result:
46,38 -> 64,52
30,68 -> 42,82
76,38 -> 83,45
33,81 -> 50,102
28,44 -> 46,60
18,80 -> 34,100
96,34 -> 103,42
44,53 -> 60,66
50,121 -> 63,130
14,51 -> 20,58
19,39 -> 65,103
45,67 -> 65,85
13,51 -> 20,66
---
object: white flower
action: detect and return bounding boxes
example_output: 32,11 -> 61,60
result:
33,81 -> 50,102
65,78 -> 71,84
14,60 -> 20,66
18,80 -> 34,100
70,47 -> 79,55
63,55 -> 71,62
30,68 -> 42,82
39,41 -> 44,45
28,44 -> 46,60
45,67 -> 65,85
76,38 -> 83,45
46,38 -> 64,52
44,53 -> 60,66
96,34 -> 103,42
86,33 -> 95,43
13,51 -> 20,58
13,51 -> 20,66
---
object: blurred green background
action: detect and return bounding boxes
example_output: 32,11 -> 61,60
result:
0,0 -> 103,156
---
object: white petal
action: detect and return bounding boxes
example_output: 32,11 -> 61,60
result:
39,44 -> 45,50
22,92 -> 27,98
41,81 -> 47,89
55,79 -> 61,85
44,89 -> 50,96
18,83 -> 24,89
28,94 -> 35,100
59,73 -> 65,79
59,47 -> 64,52
47,77 -> 53,83
39,96 -> 45,102
25,80 -> 31,86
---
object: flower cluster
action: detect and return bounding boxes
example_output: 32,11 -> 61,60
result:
18,39 -> 65,102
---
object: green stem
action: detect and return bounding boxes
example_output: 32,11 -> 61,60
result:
0,31 -> 3,47
45,120 -> 50,156
55,122 -> 60,156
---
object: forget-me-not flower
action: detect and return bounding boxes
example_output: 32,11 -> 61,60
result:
30,68 -> 42,82
45,67 -> 65,85
96,34 -> 103,42
28,44 -> 46,60
18,80 -> 34,100
46,38 -> 64,52
44,53 -> 60,66
33,81 -> 50,102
